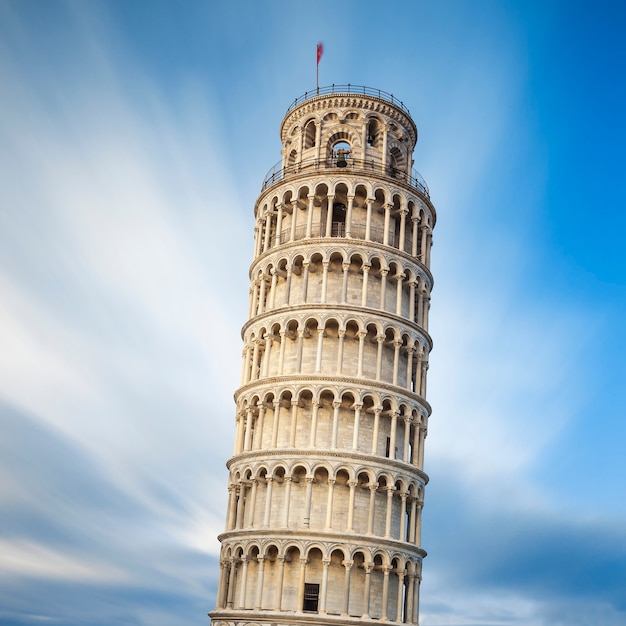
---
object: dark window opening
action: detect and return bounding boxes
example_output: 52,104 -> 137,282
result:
303,583 -> 320,612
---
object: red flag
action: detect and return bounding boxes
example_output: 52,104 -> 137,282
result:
316,42 -> 324,65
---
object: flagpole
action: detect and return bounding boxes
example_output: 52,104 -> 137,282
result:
316,43 -> 323,95
316,45 -> 319,94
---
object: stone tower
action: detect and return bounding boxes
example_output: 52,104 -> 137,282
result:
210,85 -> 435,626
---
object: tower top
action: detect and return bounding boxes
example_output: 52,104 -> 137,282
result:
281,84 -> 417,148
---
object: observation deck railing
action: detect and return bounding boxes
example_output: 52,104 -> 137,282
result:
286,84 -> 411,117
262,156 -> 430,198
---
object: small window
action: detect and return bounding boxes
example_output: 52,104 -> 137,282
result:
303,583 -> 320,612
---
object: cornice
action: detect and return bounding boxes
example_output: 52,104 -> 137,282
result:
216,527 -> 427,559
226,448 -> 429,484
240,302 -> 433,351
234,375 -> 432,416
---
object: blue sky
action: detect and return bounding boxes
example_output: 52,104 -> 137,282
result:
1,1 -> 625,625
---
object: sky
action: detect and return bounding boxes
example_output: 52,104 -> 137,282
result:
0,1 -> 625,625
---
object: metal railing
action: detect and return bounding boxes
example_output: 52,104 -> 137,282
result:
286,84 -> 411,117
262,156 -> 429,197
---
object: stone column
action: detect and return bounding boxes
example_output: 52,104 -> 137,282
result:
372,407 -> 382,455
238,556 -> 249,609
309,400 -> 320,447
275,204 -> 283,246
235,482 -> 246,529
392,341 -> 401,386
321,261 -> 330,303
297,558 -> 308,612
342,560 -> 353,616
302,262 -> 310,302
406,571 -> 415,624
257,275 -> 267,315
396,568 -> 405,623
341,262 -> 350,303
389,411 -> 399,460
289,202 -> 297,242
399,208 -> 408,252
315,328 -> 325,373
226,557 -> 237,608
399,491 -> 408,541
250,340 -> 260,381
395,273 -> 404,316
336,329 -> 346,374
381,565 -> 391,621
247,478 -> 258,528
304,476 -> 314,527
403,415 -> 412,462
385,486 -> 394,537
409,497 -> 417,543
363,563 -> 373,618
367,483 -> 377,534
254,556 -> 266,610
269,269 -> 278,308
376,334 -> 385,381
243,408 -> 253,452
365,198 -> 374,240
263,477 -> 273,527
408,280 -> 416,321
383,203 -> 392,246
380,268 -> 388,310
415,500 -> 424,545
263,211 -> 272,252
306,194 -> 315,238
271,400 -> 280,448
347,480 -> 357,532
361,263 -> 370,306
320,558 -> 331,614
346,195 -> 355,237
352,403 -> 362,450
331,400 -> 341,449
289,400 -> 299,447
276,556 -> 286,610
296,329 -> 305,373
325,478 -> 335,529
357,331 -> 367,377
252,404 -> 265,450
283,476 -> 292,527
260,336 -> 272,378
277,331 -> 286,376
285,267 -> 293,306
405,346 -> 414,391
325,194 -> 335,237
226,484 -> 237,530
411,215 -> 419,257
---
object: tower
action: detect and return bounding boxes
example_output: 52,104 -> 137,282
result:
210,85 -> 435,626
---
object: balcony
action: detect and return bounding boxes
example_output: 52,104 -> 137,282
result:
286,84 -> 412,117
261,156 -> 430,198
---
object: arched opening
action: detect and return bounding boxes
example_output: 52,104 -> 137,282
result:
304,119 -> 317,149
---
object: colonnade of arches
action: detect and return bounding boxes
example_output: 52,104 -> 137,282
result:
240,315 -> 430,397
226,459 -> 425,544
253,182 -> 433,264
247,247 -> 431,330
217,541 -> 422,624
233,386 -> 428,467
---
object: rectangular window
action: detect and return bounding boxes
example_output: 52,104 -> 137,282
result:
303,583 -> 320,612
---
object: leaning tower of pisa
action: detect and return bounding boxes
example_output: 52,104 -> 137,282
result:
210,85 -> 435,626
